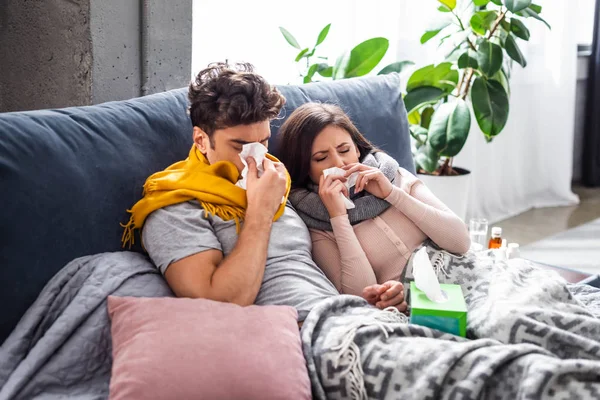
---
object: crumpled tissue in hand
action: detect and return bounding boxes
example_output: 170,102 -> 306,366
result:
236,142 -> 268,190
322,167 -> 359,209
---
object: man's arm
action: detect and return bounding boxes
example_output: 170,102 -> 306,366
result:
164,207 -> 272,306
163,158 -> 287,307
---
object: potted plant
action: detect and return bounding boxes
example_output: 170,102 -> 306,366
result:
405,0 -> 550,219
280,0 -> 549,220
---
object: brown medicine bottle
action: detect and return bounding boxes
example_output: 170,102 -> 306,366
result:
488,227 -> 503,249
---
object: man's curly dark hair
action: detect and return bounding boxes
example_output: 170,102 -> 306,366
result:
188,62 -> 285,147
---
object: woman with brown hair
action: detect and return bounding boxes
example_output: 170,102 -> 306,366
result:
278,102 -> 471,310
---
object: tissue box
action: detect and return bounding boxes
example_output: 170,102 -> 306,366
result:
409,281 -> 467,337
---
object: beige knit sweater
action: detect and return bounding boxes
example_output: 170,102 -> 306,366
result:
310,168 -> 471,296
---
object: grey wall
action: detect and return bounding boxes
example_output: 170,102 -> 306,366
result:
0,0 -> 192,112
0,0 -> 92,112
141,0 -> 193,95
89,0 -> 142,104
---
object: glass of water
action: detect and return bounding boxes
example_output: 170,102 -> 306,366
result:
469,218 -> 488,251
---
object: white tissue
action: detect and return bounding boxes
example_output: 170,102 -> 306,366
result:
236,142 -> 268,190
322,167 -> 359,209
412,247 -> 447,303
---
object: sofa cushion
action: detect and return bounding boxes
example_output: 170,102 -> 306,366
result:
107,296 -> 311,400
0,90 -> 193,342
0,73 -> 412,343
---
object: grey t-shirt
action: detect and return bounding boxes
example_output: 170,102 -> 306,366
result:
142,200 -> 338,321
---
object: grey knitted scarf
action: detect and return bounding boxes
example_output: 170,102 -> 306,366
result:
289,152 -> 399,231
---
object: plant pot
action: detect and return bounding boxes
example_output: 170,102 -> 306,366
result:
417,167 -> 471,222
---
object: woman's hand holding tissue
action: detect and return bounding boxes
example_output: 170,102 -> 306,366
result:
342,163 -> 393,199
246,157 -> 288,218
362,281 -> 408,312
318,174 -> 349,218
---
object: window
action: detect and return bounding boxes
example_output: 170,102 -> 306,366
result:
191,0 -> 405,84
576,0 -> 596,48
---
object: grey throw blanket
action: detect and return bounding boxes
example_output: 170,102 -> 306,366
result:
302,244 -> 600,399
289,152 -> 398,231
0,252 -> 173,400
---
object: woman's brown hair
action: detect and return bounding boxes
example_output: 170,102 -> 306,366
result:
277,103 -> 377,188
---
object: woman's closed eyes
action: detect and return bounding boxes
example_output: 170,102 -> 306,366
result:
314,148 -> 350,162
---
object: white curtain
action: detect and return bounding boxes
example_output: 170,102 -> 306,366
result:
455,1 -> 580,223
192,0 -> 580,223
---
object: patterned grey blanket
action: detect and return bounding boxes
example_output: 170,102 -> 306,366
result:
301,246 -> 600,400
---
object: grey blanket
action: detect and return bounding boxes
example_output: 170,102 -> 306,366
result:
301,247 -> 600,399
3,248 -> 600,399
0,252 -> 173,400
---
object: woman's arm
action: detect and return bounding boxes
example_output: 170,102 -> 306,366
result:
311,217 -> 377,297
385,169 -> 471,254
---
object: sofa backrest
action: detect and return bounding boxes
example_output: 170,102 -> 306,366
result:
0,72 -> 413,343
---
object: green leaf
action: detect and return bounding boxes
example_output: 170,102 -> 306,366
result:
421,106 -> 435,130
519,8 -> 552,29
410,125 -> 429,145
378,61 -> 415,75
492,68 -> 510,97
315,24 -> 331,47
470,11 -> 498,36
407,62 -> 459,93
421,18 -> 452,44
505,34 -> 527,67
404,86 -> 445,114
477,39 -> 503,77
279,27 -> 301,49
415,143 -> 440,173
471,77 -> 510,139
428,99 -> 471,157
438,5 -> 451,12
509,18 -> 530,40
458,49 -> 479,69
343,37 -> 389,78
529,3 -> 542,13
438,0 -> 456,11
332,52 -> 350,80
408,108 -> 421,125
504,0 -> 532,13
317,65 -> 333,78
474,0 -> 490,5
421,31 -> 441,44
490,0 -> 502,4
295,48 -> 310,62
304,64 -> 319,83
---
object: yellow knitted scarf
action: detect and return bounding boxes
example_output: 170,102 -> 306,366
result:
121,145 -> 290,248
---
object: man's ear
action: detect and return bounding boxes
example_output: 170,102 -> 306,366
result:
193,127 -> 209,154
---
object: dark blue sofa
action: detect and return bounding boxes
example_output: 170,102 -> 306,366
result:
0,73 -> 414,344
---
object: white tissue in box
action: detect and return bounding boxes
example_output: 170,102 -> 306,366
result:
236,143 -> 268,190
412,247 -> 446,303
322,167 -> 358,210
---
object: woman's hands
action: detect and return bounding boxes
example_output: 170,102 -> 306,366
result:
343,163 -> 393,200
318,174 -> 349,218
362,280 -> 408,313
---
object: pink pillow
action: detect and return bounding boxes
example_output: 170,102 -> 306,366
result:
107,296 -> 311,400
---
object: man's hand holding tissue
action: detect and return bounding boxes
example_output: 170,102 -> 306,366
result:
246,157 -> 288,219
342,163 -> 393,199
362,281 -> 408,313
318,174 -> 349,218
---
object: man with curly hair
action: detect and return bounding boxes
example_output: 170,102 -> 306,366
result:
129,62 -> 354,323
